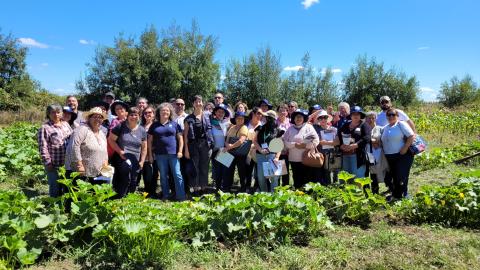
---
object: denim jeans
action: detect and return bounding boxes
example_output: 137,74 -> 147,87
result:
256,153 -> 279,192
342,154 -> 366,179
385,152 -> 414,199
156,154 -> 186,201
46,167 -> 61,197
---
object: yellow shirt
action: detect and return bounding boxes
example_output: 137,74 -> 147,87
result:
226,125 -> 248,140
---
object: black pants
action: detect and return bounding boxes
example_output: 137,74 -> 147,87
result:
112,153 -> 140,198
385,153 -> 414,199
279,154 -> 290,186
223,155 -> 247,192
245,159 -> 257,192
137,161 -> 158,197
290,162 -> 310,189
188,139 -> 210,189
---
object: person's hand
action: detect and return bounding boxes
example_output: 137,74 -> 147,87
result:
340,144 -> 350,151
148,155 -> 154,163
77,163 -> 85,175
320,140 -> 328,146
350,143 -> 358,150
46,163 -> 55,172
261,148 -> 269,155
333,112 -> 340,122
139,160 -> 144,169
225,144 -> 233,151
119,150 -> 126,160
273,157 -> 280,164
400,147 -> 408,155
184,151 -> 191,159
295,143 -> 306,149
177,152 -> 183,159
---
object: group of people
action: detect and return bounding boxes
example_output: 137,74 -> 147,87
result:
38,91 -> 416,201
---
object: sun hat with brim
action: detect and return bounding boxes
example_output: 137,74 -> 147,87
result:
212,104 -> 230,119
62,106 -> 78,122
230,111 -> 247,125
260,110 -> 277,119
316,109 -> 333,122
350,106 -> 366,119
110,100 -> 129,116
84,107 -> 107,121
290,109 -> 309,124
258,99 -> 273,110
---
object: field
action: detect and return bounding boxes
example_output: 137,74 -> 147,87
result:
0,106 -> 479,270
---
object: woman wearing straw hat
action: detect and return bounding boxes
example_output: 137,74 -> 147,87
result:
69,107 -> 109,181
313,110 -> 339,185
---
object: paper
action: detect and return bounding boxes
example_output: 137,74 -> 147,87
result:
215,151 -> 235,168
93,176 -> 112,184
262,160 -> 287,178
320,131 -> 335,149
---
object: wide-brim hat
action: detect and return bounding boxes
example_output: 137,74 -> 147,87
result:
260,110 -> 277,119
309,104 -> 322,115
258,99 -> 273,110
230,111 -> 247,125
350,106 -> 366,119
84,107 -> 107,121
212,104 -> 230,119
110,100 -> 129,116
290,109 -> 309,124
62,106 -> 78,122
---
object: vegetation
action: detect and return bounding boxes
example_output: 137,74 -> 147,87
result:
438,74 -> 480,108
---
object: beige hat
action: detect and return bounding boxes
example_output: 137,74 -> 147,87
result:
380,96 -> 391,103
83,107 -> 107,121
316,109 -> 333,122
260,110 -> 277,119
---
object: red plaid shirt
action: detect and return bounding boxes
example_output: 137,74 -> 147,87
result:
37,121 -> 73,167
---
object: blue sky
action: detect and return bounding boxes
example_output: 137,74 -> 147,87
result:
1,0 -> 479,101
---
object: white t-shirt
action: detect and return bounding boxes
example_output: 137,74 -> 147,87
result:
376,109 -> 410,127
381,121 -> 414,154
174,112 -> 188,131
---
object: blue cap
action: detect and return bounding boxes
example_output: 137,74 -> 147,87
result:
231,111 -> 247,125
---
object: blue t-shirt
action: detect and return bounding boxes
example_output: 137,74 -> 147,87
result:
148,121 -> 182,155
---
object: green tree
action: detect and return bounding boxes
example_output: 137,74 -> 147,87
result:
223,46 -> 282,108
77,22 -> 219,107
438,75 -> 479,108
313,67 -> 340,107
342,55 -> 419,107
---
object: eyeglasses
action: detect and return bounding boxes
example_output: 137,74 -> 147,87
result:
90,115 -> 103,120
387,113 -> 397,117
176,103 -> 185,106
214,96 -> 223,99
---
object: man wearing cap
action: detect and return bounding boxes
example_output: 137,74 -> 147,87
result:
66,95 -> 83,125
103,92 -> 116,123
376,96 -> 416,132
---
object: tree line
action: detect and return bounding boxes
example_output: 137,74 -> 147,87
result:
1,23 -> 479,111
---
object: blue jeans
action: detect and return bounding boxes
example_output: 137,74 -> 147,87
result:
46,167 -> 61,197
256,153 -> 279,192
342,155 -> 366,179
156,154 -> 186,201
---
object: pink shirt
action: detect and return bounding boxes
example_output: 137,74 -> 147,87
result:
283,123 -> 319,162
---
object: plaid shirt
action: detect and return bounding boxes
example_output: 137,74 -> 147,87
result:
37,121 -> 73,167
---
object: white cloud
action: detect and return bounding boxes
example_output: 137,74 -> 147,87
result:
417,46 -> 430,51
301,0 -> 319,9
79,39 -> 96,45
420,87 -> 435,93
320,68 -> 342,74
18,38 -> 49,49
284,65 -> 304,71
41,63 -> 49,67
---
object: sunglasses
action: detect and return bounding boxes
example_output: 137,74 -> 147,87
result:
387,113 -> 397,117
176,103 -> 185,106
318,116 -> 329,120
381,100 -> 390,104
214,96 -> 223,99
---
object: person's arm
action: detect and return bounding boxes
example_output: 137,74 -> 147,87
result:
139,140 -> 147,168
107,132 -> 126,160
350,124 -> 370,151
37,126 -> 53,170
183,120 -> 190,159
283,129 -> 297,150
147,134 -> 154,163
305,126 -> 319,149
253,130 -> 266,153
71,127 -> 87,174
400,135 -> 415,155
176,132 -> 184,159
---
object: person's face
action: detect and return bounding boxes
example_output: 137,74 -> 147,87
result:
128,112 -> 139,124
236,104 -> 246,113
366,115 -> 376,125
88,114 -> 103,129
387,111 -> 398,124
175,99 -> 185,113
288,104 -> 297,114
235,116 -> 245,126
99,106 -> 107,113
62,112 -> 72,122
318,115 -> 329,126
254,111 -> 263,121
214,94 -> 224,105
66,97 -> 78,110
205,105 -> 213,112
294,114 -> 304,126
193,98 -> 203,109
339,106 -> 347,115
115,105 -> 127,119
137,100 -> 147,111
351,112 -> 361,122
143,108 -> 154,121
104,95 -> 114,105
380,100 -> 391,111
49,110 -> 62,122
160,107 -> 170,119
260,104 -> 269,112
214,109 -> 225,120
278,108 -> 288,118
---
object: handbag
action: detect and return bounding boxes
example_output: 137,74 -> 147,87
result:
323,148 -> 342,171
227,127 -> 252,157
302,147 -> 324,168
398,122 -> 427,155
